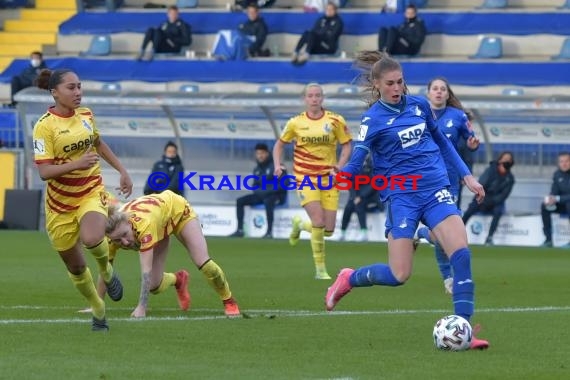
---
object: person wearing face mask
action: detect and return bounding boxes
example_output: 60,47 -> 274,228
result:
377,4 -> 426,56
8,51 -> 47,107
461,151 -> 515,246
144,141 -> 185,197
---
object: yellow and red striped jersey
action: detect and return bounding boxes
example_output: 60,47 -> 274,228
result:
33,106 -> 102,213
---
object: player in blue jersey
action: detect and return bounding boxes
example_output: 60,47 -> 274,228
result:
324,51 -> 489,349
415,77 -> 480,295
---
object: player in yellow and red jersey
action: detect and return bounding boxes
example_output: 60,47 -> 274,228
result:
273,83 -> 352,280
32,69 -> 133,331
105,190 -> 241,318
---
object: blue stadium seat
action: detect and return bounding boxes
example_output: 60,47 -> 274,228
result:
179,84 -> 200,93
477,0 -> 508,8
558,0 -> 570,9
337,85 -> 358,94
501,87 -> 524,96
470,37 -> 503,59
177,0 -> 198,8
101,82 -> 121,91
80,35 -> 111,57
551,37 -> 570,60
258,85 -> 278,94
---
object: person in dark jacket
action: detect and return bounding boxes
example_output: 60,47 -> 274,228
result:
541,152 -> 570,247
291,2 -> 344,65
8,51 -> 47,107
144,141 -> 185,197
339,155 -> 382,242
238,4 -> 269,57
229,143 -> 287,239
378,4 -> 426,56
462,151 -> 515,246
136,5 -> 192,61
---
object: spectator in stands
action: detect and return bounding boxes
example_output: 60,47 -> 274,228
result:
292,2 -> 344,65
213,4 -> 269,60
136,5 -> 192,61
7,51 -> 47,107
378,4 -> 426,56
143,141 -> 185,197
540,152 -> 570,248
462,151 -> 515,246
339,154 -> 381,242
229,143 -> 286,239
232,0 -> 275,12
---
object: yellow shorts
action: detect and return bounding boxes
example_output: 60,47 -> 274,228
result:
167,192 -> 198,236
45,189 -> 108,252
296,187 -> 339,210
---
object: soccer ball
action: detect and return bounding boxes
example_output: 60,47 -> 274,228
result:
433,315 -> 472,351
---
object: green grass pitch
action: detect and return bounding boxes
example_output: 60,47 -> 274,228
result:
1,230 -> 569,379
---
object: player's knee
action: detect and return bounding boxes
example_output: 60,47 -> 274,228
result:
391,268 -> 411,284
81,233 -> 105,249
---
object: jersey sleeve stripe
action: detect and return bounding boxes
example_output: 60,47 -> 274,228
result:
34,159 -> 54,165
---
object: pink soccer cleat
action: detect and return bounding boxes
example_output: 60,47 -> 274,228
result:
325,268 -> 354,311
175,270 -> 191,311
470,324 -> 490,350
223,297 -> 242,318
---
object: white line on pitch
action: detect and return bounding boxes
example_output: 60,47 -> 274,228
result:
0,305 -> 569,325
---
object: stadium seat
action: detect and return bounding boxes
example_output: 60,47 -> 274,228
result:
558,0 -> 570,9
258,85 -> 278,94
179,84 -> 200,93
477,0 -> 508,8
176,0 -> 198,8
337,85 -> 358,94
470,37 -> 503,59
79,35 -> 111,57
502,88 -> 524,96
101,82 -> 121,91
551,37 -> 570,60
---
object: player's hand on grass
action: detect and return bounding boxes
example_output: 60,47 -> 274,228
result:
131,305 -> 146,318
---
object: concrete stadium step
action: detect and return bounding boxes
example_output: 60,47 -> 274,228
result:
20,9 -> 76,21
0,32 -> 56,45
56,32 -> 567,59
0,43 -> 44,56
4,20 -> 62,33
36,0 -> 77,9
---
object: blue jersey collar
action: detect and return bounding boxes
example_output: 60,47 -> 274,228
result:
378,96 -> 407,113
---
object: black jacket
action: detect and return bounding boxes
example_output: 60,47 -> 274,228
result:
144,155 -> 185,196
251,157 -> 287,202
16,61 -> 48,87
312,14 -> 344,53
550,168 -> 570,203
478,161 -> 515,206
398,16 -> 426,55
159,19 -> 192,48
239,16 -> 268,55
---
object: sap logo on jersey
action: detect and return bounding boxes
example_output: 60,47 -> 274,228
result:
398,123 -> 426,148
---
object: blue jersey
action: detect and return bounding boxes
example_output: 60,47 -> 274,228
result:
342,95 -> 470,202
433,106 -> 475,196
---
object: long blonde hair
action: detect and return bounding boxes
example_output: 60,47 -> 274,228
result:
353,50 -> 408,107
105,204 -> 128,234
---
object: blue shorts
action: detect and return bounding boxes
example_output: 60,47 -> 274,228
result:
385,187 -> 461,239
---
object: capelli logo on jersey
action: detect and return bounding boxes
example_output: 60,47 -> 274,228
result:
398,123 -> 426,148
300,135 -> 330,144
63,136 -> 94,153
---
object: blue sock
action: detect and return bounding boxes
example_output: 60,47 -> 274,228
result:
349,263 -> 403,287
450,248 -> 474,321
434,244 -> 452,280
417,227 -> 434,244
